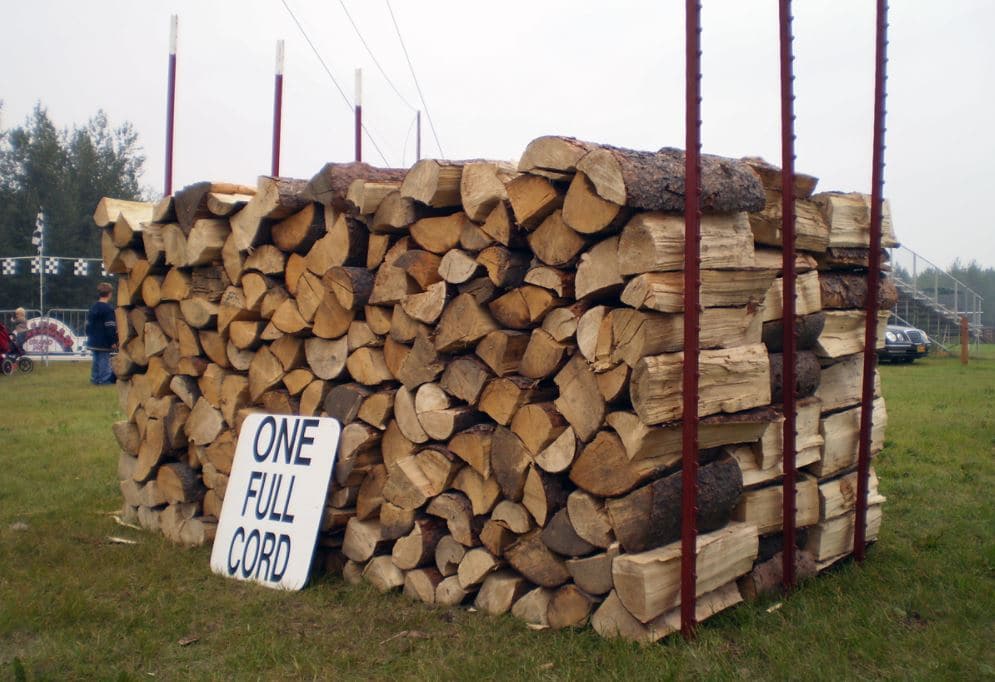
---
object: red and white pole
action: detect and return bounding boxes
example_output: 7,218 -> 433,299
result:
778,0 -> 799,590
416,110 -> 422,162
354,68 -> 363,162
855,0 -> 889,563
680,0 -> 703,639
164,14 -> 178,196
272,40 -> 285,177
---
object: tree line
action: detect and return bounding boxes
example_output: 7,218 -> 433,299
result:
0,102 -> 146,313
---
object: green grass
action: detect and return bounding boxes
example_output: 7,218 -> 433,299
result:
1,353 -> 993,681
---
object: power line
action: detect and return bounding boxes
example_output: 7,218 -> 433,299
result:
384,0 -> 444,159
280,0 -> 391,166
337,0 -> 418,112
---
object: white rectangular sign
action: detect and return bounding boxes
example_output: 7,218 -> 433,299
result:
210,413 -> 341,590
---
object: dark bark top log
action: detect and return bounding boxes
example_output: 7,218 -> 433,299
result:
819,272 -> 898,310
575,145 -> 765,214
173,182 -> 212,234
306,162 -> 407,210
606,456 -> 743,553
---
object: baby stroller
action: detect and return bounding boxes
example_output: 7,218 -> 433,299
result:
0,322 -> 33,375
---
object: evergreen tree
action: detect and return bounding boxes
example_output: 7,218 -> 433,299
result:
0,102 -> 147,313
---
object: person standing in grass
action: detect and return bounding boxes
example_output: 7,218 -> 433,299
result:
85,282 -> 117,385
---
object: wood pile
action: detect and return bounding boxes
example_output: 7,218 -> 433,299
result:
96,137 -> 895,642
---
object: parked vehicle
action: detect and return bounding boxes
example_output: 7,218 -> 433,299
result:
879,324 -> 930,363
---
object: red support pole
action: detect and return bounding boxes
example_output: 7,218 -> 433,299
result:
354,68 -> 362,163
855,0 -> 889,563
164,15 -> 178,196
680,0 -> 702,639
778,0 -> 799,590
272,40 -> 285,177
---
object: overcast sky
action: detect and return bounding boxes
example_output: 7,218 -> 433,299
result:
2,0 -> 993,269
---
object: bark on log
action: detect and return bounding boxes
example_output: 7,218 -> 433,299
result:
576,145 -> 764,213
606,457 -> 743,553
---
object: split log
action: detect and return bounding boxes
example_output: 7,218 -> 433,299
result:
403,567 -> 444,605
475,571 -> 530,616
475,330 -> 529,376
440,356 -> 492,406
812,192 -> 898,248
521,466 -> 567,528
435,534 -> 467,577
476,246 -> 530,288
414,383 -> 479,441
306,161 -> 406,210
401,159 -> 474,208
623,269 -> 775,313
566,491 -> 615,549
447,424 -> 494,478
457,547 -> 503,589
527,211 -> 587,268
510,402 -> 566,455
506,174 -> 563,229
156,462 -> 204,504
392,517 -> 448,570
630,344 -> 772,425
271,202 -> 324,254
575,236 -> 623,301
602,306 -> 761,369
732,475 -> 820,535
546,584 -> 597,629
426,491 -> 478,547
230,176 -> 310,250
553,354 -> 605,442
511,587 -> 555,626
534,426 -> 578,474
460,161 -> 516,221
451,467 -> 501,516
505,529 -> 570,588
562,170 -> 629,235
185,397 -> 225,446
185,219 -> 229,266
479,375 -> 551,426
342,518 -> 391,562
565,544 -> 620,596
617,211 -> 755,275
364,556 -> 405,592
410,213 -> 472,254
517,135 -> 600,181
819,272 -> 898,310
435,575 -> 471,606
542,508 -> 595,557
490,426 -> 532,501
612,522 -> 759,623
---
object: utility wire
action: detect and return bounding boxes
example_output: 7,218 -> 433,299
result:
337,0 -> 418,112
385,0 -> 444,159
280,0 -> 391,165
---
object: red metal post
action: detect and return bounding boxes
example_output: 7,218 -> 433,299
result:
164,15 -> 178,196
354,68 -> 363,162
680,0 -> 702,639
855,0 -> 889,562
778,0 -> 799,590
272,40 -> 285,177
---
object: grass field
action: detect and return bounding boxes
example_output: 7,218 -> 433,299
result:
1,350 -> 993,680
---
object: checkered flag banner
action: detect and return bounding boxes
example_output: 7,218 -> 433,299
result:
1,259 -> 15,275
30,257 -> 41,274
45,257 -> 59,275
32,211 -> 45,253
74,259 -> 89,276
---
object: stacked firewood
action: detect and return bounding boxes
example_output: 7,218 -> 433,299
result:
96,135 -> 895,642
